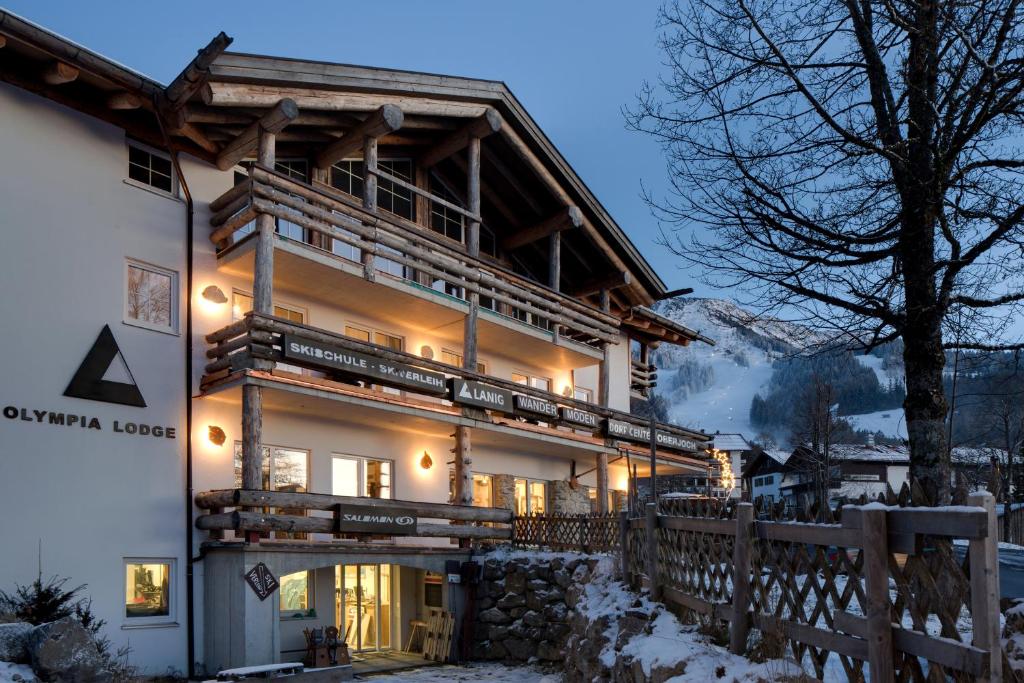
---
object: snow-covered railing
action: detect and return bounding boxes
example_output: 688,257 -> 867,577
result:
621,493 -> 1004,682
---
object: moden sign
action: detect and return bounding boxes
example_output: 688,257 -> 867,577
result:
283,335 -> 446,395
333,504 -> 417,535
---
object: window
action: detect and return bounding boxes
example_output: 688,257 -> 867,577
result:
127,141 -> 174,194
424,573 -> 443,609
513,373 -> 551,392
273,160 -> 309,242
280,571 -> 311,616
429,175 -> 464,243
231,291 -> 306,324
332,455 -> 393,499
574,387 -> 594,403
125,260 -> 178,334
588,487 -> 613,513
374,331 -> 403,352
124,559 -> 173,625
472,474 -> 493,508
345,325 -> 372,343
233,444 -> 309,492
514,478 -> 546,516
441,349 -> 486,374
330,159 -> 414,220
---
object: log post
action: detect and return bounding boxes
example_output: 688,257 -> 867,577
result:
644,502 -> 661,601
861,507 -> 895,683
618,509 -> 630,582
466,136 -> 481,257
548,231 -> 561,290
453,426 -> 473,507
648,413 -> 658,502
361,135 -> 377,282
308,166 -> 329,250
968,491 -> 1002,683
729,502 -> 753,654
596,453 -> 609,514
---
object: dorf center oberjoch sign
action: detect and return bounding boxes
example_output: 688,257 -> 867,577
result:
333,504 -> 417,535
604,419 -> 704,453
447,378 -> 513,413
283,335 -> 447,395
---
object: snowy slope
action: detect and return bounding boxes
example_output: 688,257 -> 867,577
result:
651,298 -> 820,436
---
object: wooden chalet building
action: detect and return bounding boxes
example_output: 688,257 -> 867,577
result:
0,11 -> 714,676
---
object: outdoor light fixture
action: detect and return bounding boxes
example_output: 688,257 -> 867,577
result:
420,450 -> 433,469
420,345 -> 434,360
208,425 -> 226,446
201,285 -> 228,304
562,386 -> 573,397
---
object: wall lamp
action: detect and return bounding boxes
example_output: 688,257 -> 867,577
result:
208,425 -> 226,446
202,285 -> 228,304
420,345 -> 435,360
420,450 -> 433,470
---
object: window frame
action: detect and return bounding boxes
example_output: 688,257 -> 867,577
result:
124,139 -> 177,198
513,477 -> 548,516
232,442 -> 311,493
331,453 -> 395,499
279,570 -> 314,619
124,258 -> 179,335
122,557 -> 176,628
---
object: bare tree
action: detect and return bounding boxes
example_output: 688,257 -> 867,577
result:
790,374 -> 840,505
630,0 -> 1024,502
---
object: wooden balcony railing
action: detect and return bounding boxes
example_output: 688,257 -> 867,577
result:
195,489 -> 512,541
203,312 -> 710,453
208,165 -> 620,347
630,359 -> 657,398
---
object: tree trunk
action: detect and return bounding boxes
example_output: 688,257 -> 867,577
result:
901,317 -> 950,504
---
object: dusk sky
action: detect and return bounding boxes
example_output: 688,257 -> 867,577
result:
7,1 -> 713,297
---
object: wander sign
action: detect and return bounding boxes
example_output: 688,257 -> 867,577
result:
334,504 -> 417,535
513,394 -> 559,419
447,379 -> 512,412
283,335 -> 446,395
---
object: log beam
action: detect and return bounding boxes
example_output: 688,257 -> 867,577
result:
215,98 -> 298,170
0,36 -> 7,49
502,205 -> 583,250
570,270 -> 632,298
107,91 -> 142,110
314,104 -> 404,169
420,108 -> 502,167
164,31 -> 232,111
42,61 -> 78,85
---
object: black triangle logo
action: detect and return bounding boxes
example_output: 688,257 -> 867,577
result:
63,325 -> 147,407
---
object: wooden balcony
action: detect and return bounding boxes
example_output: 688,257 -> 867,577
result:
209,165 -> 619,364
202,312 -> 710,459
630,358 -> 658,398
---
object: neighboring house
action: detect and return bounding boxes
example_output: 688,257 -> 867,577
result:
713,432 -> 752,499
741,449 -> 790,504
828,443 -> 910,501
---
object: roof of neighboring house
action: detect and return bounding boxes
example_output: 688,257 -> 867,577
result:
740,448 -> 792,478
828,444 -> 909,463
712,433 -> 751,452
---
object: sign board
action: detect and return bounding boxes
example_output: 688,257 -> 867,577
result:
559,406 -> 600,431
283,335 -> 446,395
605,419 -> 651,443
244,562 -> 279,601
604,419 -> 705,453
447,379 -> 513,413
333,503 -> 418,535
513,394 -> 559,419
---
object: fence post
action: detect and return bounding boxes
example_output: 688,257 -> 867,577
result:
968,491 -> 1002,683
581,515 -> 591,554
861,507 -> 894,683
729,502 -> 753,654
619,510 -> 630,582
645,502 -> 661,601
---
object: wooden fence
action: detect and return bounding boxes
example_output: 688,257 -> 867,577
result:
1000,503 -> 1024,545
511,513 -> 619,552
621,493 -> 1005,682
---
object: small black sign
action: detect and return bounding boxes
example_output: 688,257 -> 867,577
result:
334,504 -> 417,535
605,419 -> 651,443
64,325 -> 146,407
447,379 -> 513,413
559,406 -> 600,431
283,335 -> 447,395
513,394 -> 559,419
244,562 -> 279,601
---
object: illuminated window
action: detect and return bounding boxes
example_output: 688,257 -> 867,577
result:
127,141 -> 174,194
332,455 -> 393,499
472,474 -> 493,507
125,260 -> 177,334
124,560 -> 173,624
345,325 -> 372,342
574,387 -> 594,403
513,373 -> 551,392
231,291 -> 306,324
233,444 -> 309,492
514,478 -> 547,516
280,571 -> 311,616
442,349 -> 486,374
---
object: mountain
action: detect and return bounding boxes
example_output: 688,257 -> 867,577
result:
649,298 -> 823,438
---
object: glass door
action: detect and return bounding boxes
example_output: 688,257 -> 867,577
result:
335,564 -> 392,652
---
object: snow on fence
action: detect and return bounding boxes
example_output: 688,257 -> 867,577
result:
511,512 -> 619,553
621,493 -> 1006,682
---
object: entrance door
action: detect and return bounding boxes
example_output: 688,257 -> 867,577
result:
335,564 -> 392,652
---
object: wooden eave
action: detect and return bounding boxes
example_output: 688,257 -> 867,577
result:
623,306 -> 716,348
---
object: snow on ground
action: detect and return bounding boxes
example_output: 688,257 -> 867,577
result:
359,662 -> 559,682
844,407 -> 908,439
579,557 -> 802,681
0,662 -> 35,683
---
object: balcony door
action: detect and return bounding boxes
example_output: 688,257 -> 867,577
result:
335,564 -> 392,652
